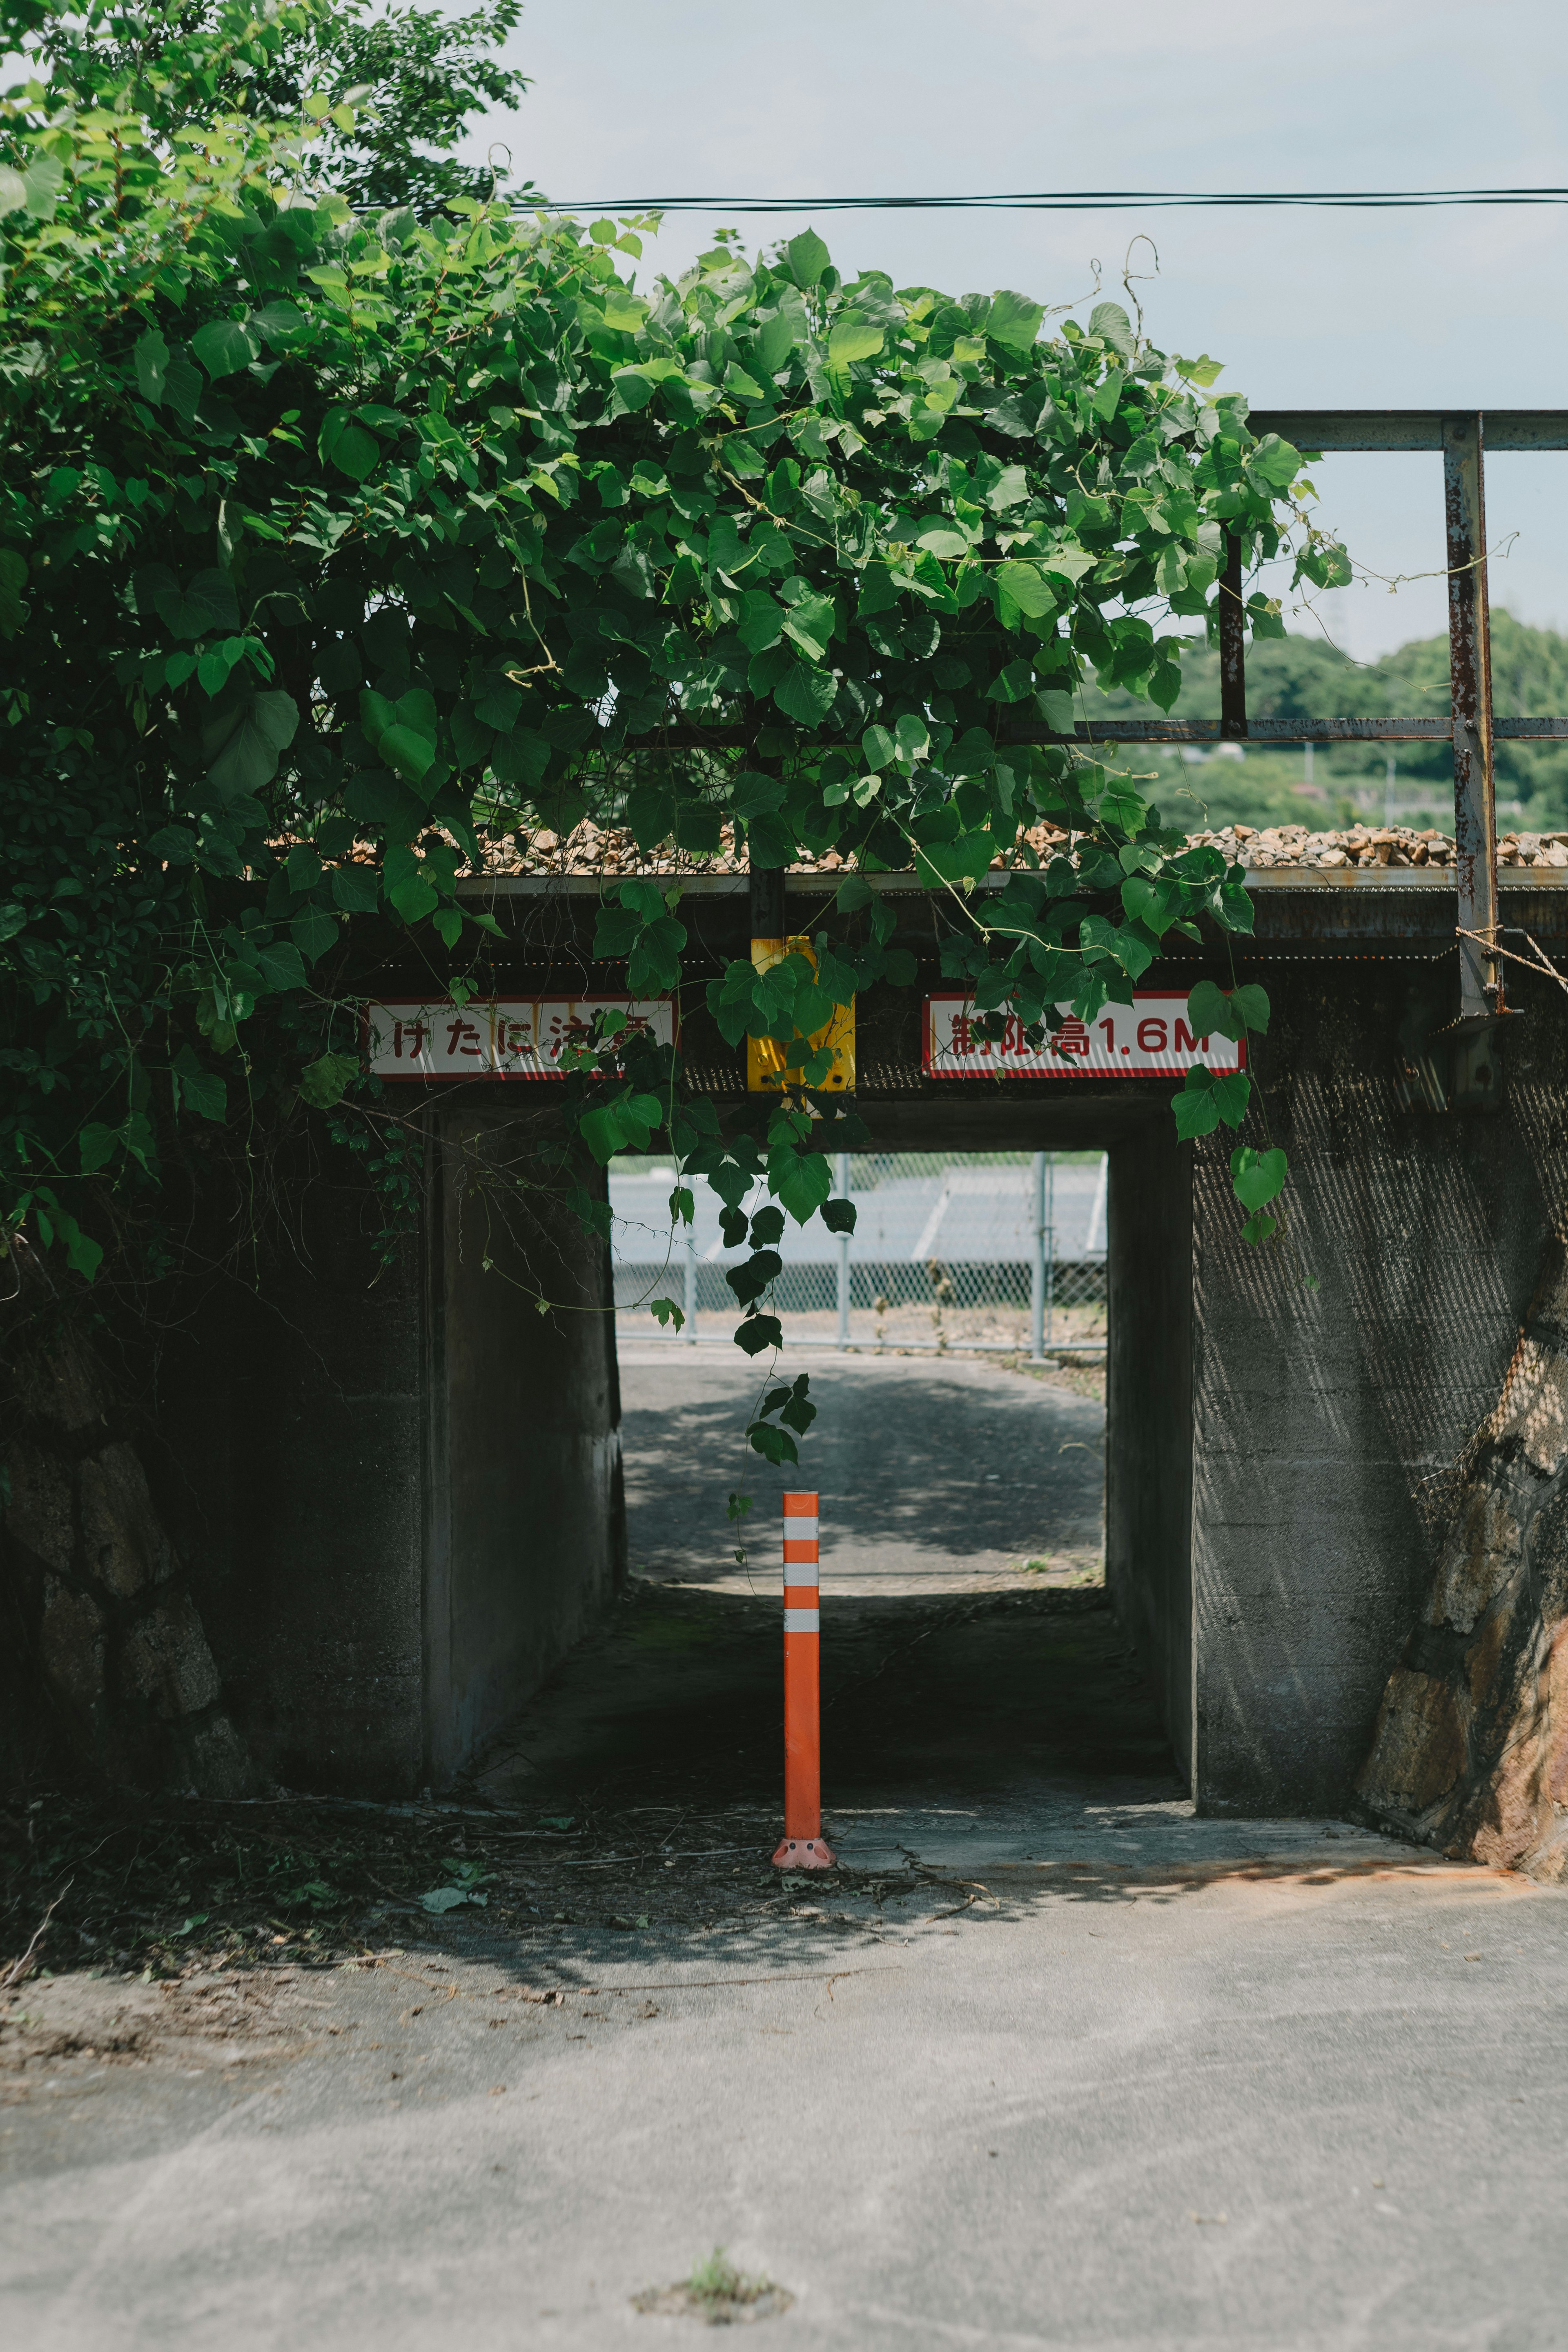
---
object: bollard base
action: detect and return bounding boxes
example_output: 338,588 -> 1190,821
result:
772,1836 -> 836,1870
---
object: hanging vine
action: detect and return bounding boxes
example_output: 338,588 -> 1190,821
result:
0,8 -> 1349,1456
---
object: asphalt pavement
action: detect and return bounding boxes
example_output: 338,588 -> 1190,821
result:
6,1839 -> 1563,2352
618,1348 -> 1105,1592
9,1363 -> 1565,2350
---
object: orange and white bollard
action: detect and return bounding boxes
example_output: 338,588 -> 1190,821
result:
772,1491 -> 836,1869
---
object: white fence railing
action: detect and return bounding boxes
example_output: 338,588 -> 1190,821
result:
611,1152 -> 1108,1354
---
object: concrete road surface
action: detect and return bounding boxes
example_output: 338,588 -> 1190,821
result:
618,1348 -> 1105,1593
5,1844 -> 1565,2352
9,1581 -> 1568,2351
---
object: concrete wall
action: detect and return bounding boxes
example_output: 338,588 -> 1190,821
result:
148,1112 -> 622,1797
1188,955 -> 1568,1816
1107,1121 -> 1194,1786
425,1106 -> 624,1784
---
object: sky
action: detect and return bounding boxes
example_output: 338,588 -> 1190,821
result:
459,0 -> 1568,670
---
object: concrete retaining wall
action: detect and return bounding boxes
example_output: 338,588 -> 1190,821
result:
1189,954 -> 1568,1816
144,1111 -> 624,1797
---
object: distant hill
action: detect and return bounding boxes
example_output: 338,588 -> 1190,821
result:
1081,614 -> 1568,834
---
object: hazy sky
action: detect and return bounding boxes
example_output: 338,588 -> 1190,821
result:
462,0 -> 1568,672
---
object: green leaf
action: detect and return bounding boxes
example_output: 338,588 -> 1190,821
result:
995,561 -> 1056,619
164,349 -> 203,423
785,229 -> 831,287
331,423 -> 381,482
206,690 -> 298,800
181,1069 -> 228,1122
133,326 -> 169,405
379,725 -> 437,787
894,712 -> 930,763
140,566 -> 241,641
748,1422 -> 799,1465
192,317 -> 258,380
330,863 -> 379,913
827,318 -> 885,369
145,826 -> 197,865
21,152 -> 65,220
79,1122 -> 121,1173
255,942 -> 309,994
820,1197 -> 856,1235
1036,689 -> 1076,734
1230,1145 -> 1287,1212
0,548 -> 29,638
1240,1209 -> 1279,1246
774,1149 -> 832,1225
1210,1071 -> 1251,1127
1172,1066 -> 1221,1141
291,906 -> 339,964
727,1249 -> 782,1306
735,1312 -> 784,1356
1088,300 -> 1136,357
780,590 -> 835,663
987,290 -> 1046,353
298,1052 -> 359,1109
1249,433 -> 1302,490
1186,979 -> 1245,1042
755,311 -> 796,374
774,662 -> 836,726
320,405 -> 382,481
253,301 -> 305,346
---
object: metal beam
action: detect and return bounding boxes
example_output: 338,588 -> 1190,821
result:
1443,414 -> 1499,1042
1250,408 -> 1568,451
1218,533 -> 1247,739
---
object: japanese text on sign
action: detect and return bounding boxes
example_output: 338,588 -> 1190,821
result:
923,992 -> 1246,1080
364,997 -> 675,1081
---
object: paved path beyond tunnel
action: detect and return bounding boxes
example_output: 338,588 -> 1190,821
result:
617,1347 -> 1104,1594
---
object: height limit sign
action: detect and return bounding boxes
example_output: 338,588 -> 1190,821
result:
923,991 -> 1247,1080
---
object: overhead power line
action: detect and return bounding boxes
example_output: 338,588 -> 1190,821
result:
512,186 -> 1568,215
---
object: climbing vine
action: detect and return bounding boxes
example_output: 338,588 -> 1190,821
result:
0,3 -> 1347,1448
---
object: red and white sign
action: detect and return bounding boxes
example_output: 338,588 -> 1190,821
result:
923,991 -> 1246,1080
364,996 -> 675,1081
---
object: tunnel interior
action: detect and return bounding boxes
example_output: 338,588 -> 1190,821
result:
476,1096 -> 1196,1853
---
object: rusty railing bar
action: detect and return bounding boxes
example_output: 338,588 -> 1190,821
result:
1250,408 -> 1568,451
1443,413 -> 1499,1028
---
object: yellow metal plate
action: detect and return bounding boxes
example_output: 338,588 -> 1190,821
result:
745,935 -> 856,1094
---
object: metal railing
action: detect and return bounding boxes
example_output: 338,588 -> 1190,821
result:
612,1152 -> 1109,1355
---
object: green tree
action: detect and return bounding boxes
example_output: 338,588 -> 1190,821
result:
0,21 -> 1330,1348
16,0 -> 530,209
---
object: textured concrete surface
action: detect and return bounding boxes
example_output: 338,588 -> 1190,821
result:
9,1578 -> 1566,2350
619,1348 -> 1105,1595
4,1849 -> 1563,2352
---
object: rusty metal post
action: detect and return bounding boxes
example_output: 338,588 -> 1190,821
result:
1219,532 -> 1247,741
1442,413 -> 1502,1104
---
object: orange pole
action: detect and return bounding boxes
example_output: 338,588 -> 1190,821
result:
772,1491 -> 835,1869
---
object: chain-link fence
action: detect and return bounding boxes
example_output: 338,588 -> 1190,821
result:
611,1151 -> 1107,1353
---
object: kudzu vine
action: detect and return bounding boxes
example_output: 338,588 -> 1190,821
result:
1,4 -> 1346,1457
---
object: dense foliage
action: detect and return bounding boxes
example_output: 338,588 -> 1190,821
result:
0,2 -> 1343,1433
15,0 -> 531,209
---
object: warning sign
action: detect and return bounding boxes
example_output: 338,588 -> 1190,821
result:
364,996 -> 675,1081
922,992 -> 1247,1080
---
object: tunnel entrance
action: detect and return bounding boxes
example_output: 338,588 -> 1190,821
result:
483,1117 -> 1200,1860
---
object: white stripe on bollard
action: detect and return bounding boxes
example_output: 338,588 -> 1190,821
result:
783,1608 -> 820,1632
781,1558 -> 819,1588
